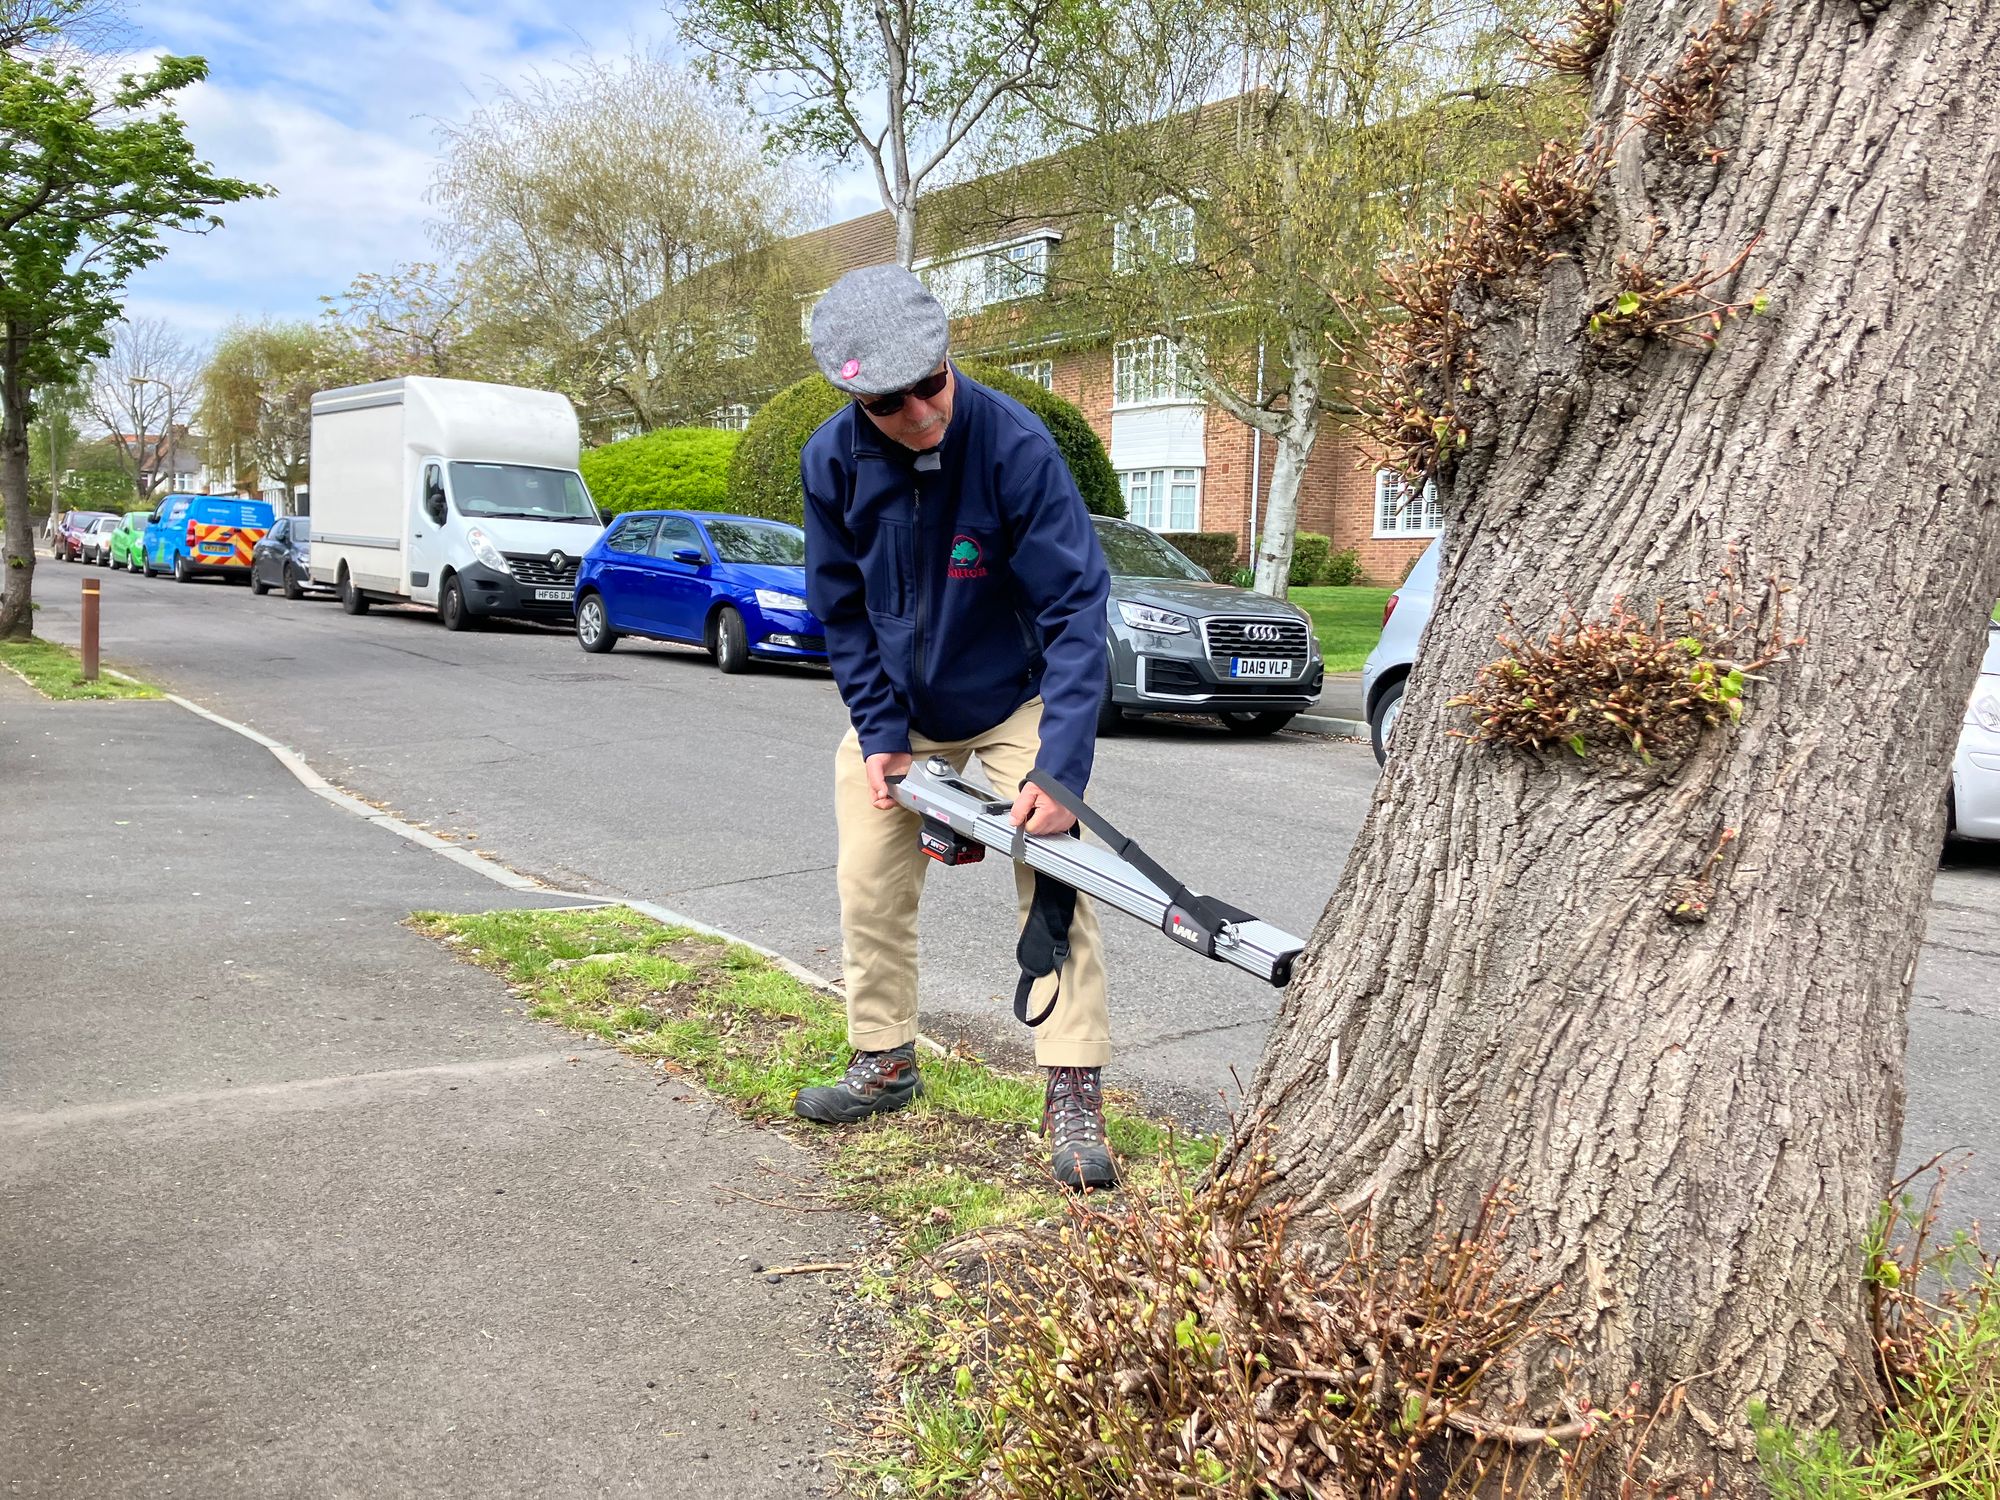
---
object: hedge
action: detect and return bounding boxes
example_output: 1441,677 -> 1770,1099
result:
1321,546 -> 1363,587
1249,531 -> 1361,587
580,426 -> 739,517
1160,531 -> 1238,577
724,363 -> 1124,526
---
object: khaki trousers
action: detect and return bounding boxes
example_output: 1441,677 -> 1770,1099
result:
834,697 -> 1111,1068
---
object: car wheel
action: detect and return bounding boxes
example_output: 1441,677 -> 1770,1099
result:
172,554 -> 191,583
141,554 -> 154,578
575,592 -> 616,654
251,565 -> 269,596
1218,710 -> 1296,737
282,563 -> 304,601
341,570 -> 370,615
713,606 -> 751,674
1097,664 -> 1123,736
438,574 -> 476,631
1369,678 -> 1406,766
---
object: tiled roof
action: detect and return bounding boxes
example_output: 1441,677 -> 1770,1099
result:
788,209 -> 899,281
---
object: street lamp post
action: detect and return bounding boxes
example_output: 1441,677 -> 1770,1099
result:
129,375 -> 179,503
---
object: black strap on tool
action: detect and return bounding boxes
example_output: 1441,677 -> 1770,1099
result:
1014,870 -> 1076,1027
1022,770 -> 1258,964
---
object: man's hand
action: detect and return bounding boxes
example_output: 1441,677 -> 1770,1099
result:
865,751 -> 913,811
1010,782 -> 1077,837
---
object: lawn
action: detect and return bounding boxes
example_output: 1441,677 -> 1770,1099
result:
0,637 -> 160,701
1289,585 -> 1393,672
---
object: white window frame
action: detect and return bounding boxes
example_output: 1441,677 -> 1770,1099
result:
915,230 -> 1061,318
1005,359 -> 1054,390
710,403 -> 751,432
1374,470 -> 1442,538
1119,466 -> 1202,532
1113,336 -> 1200,408
1112,200 -> 1196,274
799,292 -> 823,344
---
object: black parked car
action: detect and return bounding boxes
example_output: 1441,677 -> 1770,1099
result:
250,516 -> 321,599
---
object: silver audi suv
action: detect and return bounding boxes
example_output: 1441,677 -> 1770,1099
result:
1093,515 -> 1325,737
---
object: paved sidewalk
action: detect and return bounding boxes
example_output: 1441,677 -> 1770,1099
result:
0,673 -> 862,1498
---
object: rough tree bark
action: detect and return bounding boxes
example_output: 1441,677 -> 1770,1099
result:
1244,0 -> 2000,1489
1,326 -> 36,641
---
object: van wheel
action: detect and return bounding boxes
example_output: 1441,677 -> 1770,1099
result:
283,563 -> 304,601
172,554 -> 191,583
341,571 -> 370,615
576,592 -> 616,654
438,575 -> 476,631
712,606 -> 751,673
141,554 -> 155,578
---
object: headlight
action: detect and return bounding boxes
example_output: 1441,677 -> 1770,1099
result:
1118,600 -> 1192,635
755,588 -> 809,613
1973,685 -> 2000,733
466,528 -> 510,574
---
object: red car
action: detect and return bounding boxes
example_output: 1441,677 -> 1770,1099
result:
51,509 -> 115,562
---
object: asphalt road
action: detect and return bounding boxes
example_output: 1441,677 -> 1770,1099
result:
31,559 -> 2000,1220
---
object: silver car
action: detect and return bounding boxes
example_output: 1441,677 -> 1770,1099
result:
1093,516 -> 1325,737
1365,543 -> 2000,847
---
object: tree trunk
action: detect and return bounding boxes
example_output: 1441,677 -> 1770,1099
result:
1251,405 -> 1316,598
1244,0 -> 2000,1490
1,337 -> 36,641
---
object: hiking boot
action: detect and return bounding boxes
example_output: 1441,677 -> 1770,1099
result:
793,1043 -> 924,1123
1043,1065 -> 1119,1191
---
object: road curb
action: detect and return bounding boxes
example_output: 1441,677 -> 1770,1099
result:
1291,711 -> 1369,739
152,688 -> 879,1024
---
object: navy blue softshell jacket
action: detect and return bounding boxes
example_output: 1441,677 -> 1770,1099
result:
802,371 -> 1111,794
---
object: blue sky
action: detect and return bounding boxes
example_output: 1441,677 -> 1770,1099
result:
119,0 -> 876,348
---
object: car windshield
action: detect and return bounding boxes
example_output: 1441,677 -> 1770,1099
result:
705,520 -> 805,566
447,463 -> 598,522
291,520 -> 310,541
1091,519 -> 1208,581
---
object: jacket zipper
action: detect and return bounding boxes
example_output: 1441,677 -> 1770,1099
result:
911,473 -> 928,721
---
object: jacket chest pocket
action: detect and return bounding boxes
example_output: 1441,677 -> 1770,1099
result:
869,519 -> 915,619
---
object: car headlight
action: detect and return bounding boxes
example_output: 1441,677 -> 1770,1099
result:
1973,685 -> 2000,733
755,588 -> 809,613
465,528 -> 510,574
1118,600 -> 1192,635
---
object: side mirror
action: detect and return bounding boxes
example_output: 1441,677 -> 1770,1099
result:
671,547 -> 705,565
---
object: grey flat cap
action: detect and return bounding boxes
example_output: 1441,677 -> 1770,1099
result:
810,264 -> 949,396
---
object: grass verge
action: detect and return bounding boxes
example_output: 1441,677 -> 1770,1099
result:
0,637 -> 161,700
409,905 -> 1212,1258
1289,585 -> 1393,672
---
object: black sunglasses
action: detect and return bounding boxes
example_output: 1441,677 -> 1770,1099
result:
859,366 -> 949,417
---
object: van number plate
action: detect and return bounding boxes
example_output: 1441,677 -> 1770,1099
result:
535,588 -> 574,602
1231,657 -> 1291,678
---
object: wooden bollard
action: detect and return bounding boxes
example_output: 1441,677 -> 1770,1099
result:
81,576 -> 99,681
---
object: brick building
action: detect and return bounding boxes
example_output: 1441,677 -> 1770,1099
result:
756,194 -> 1441,586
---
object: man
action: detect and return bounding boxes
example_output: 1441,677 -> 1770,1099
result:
793,263 -> 1118,1192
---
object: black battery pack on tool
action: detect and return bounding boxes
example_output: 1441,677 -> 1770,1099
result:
918,814 -> 985,865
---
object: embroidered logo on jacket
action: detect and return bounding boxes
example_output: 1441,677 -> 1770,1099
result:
947,535 -> 989,579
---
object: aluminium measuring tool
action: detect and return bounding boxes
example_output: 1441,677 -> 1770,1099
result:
886,756 -> 1305,989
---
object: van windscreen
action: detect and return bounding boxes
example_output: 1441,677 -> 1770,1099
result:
447,463 -> 597,523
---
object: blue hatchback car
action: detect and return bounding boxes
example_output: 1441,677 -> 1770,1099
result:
573,510 -> 827,672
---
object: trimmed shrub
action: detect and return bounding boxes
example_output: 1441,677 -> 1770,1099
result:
1290,531 -> 1333,587
958,362 -> 1123,519
724,364 -> 1124,526
581,426 -> 739,517
1322,546 -> 1363,587
1159,531 -> 1239,577
724,378 -> 849,525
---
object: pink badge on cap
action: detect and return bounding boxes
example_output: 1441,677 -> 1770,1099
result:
841,358 -> 861,380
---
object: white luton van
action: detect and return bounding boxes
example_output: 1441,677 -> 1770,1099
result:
309,376 -> 604,629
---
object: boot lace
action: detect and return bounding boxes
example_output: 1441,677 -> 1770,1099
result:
1045,1066 -> 1107,1150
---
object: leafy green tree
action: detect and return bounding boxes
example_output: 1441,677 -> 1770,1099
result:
679,0 -> 1075,266
26,375 -> 79,511
318,261 -> 548,389
0,17 -> 266,636
198,321 -> 324,514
